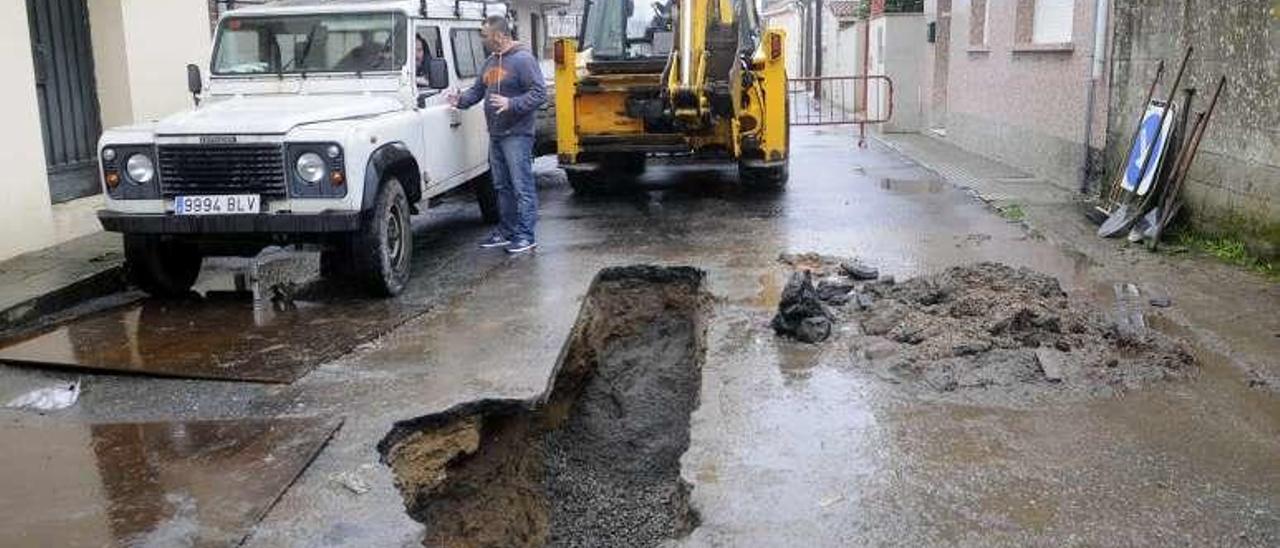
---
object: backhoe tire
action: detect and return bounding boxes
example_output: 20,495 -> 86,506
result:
567,169 -> 606,195
124,234 -> 203,297
348,177 -> 412,297
605,153 -> 646,175
740,161 -> 789,191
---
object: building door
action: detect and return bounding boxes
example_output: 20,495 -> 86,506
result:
27,0 -> 104,203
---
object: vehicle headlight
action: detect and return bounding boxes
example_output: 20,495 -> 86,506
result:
102,148 -> 117,162
125,154 -> 155,184
296,152 -> 326,184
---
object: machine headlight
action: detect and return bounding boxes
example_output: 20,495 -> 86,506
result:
125,154 -> 155,184
296,152 -> 326,184
102,148 -> 116,162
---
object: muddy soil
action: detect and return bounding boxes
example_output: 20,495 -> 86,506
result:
782,258 -> 1196,406
378,266 -> 709,547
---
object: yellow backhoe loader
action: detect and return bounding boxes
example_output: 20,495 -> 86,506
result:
552,0 -> 789,191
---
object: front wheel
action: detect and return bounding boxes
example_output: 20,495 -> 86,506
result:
347,177 -> 412,297
124,234 -> 203,297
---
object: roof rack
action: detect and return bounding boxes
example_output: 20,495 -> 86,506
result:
453,0 -> 508,18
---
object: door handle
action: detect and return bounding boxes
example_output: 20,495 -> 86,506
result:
450,121 -> 462,128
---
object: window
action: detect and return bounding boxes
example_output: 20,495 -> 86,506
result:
416,25 -> 443,60
1031,0 -> 1074,44
969,0 -> 988,46
212,12 -> 407,75
581,0 -> 669,59
450,28 -> 487,78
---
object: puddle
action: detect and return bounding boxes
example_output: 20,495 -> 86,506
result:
0,417 -> 340,546
0,249 -> 431,383
379,266 -> 710,547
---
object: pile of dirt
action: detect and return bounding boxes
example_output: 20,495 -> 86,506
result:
779,258 -> 1196,404
379,266 -> 708,547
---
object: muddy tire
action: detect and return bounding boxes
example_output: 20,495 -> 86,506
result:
124,234 -> 202,297
473,174 -> 500,225
605,152 -> 646,175
739,161 -> 789,191
349,177 -> 412,297
566,169 -> 605,195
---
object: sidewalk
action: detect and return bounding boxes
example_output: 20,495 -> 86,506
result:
876,131 -> 1280,390
0,231 -> 124,336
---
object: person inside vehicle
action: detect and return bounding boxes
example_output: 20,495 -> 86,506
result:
415,34 -> 430,87
336,31 -> 392,71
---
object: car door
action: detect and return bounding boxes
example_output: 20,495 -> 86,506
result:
415,23 -> 465,190
449,27 -> 490,174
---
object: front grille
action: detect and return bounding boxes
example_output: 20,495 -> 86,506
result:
158,144 -> 287,197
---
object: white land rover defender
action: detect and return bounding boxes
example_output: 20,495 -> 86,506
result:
96,0 -> 517,297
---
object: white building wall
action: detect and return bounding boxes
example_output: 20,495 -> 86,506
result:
0,0 -> 213,261
99,0 -> 213,125
869,13 -> 926,133
0,1 -> 56,260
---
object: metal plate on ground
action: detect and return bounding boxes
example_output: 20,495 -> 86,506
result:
0,416 -> 340,547
0,294 -> 418,383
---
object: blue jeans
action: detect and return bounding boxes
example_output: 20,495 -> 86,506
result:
488,135 -> 537,243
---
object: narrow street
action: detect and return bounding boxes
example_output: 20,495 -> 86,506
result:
2,125 -> 1276,546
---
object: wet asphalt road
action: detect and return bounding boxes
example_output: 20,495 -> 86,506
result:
1,126 -> 1277,546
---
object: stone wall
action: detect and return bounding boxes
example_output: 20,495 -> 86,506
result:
1106,0 -> 1280,249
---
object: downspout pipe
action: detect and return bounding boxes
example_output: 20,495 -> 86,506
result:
815,0 -> 824,79
1080,0 -> 1109,193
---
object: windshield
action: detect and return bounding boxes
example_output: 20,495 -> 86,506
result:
581,0 -> 672,59
212,12 -> 408,75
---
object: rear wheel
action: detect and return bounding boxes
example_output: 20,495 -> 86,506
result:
605,152 -> 646,175
124,234 -> 203,297
566,169 -> 605,195
740,161 -> 789,191
473,174 -> 500,224
342,177 -> 412,297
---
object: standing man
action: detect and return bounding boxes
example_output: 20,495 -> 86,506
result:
450,16 -> 547,254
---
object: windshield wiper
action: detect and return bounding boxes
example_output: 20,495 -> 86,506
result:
287,22 -> 324,78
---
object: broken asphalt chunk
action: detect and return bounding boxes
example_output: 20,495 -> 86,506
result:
772,271 -> 833,343
841,261 -> 880,281
1035,348 -> 1067,383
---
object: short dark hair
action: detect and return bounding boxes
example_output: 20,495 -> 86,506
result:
483,15 -> 511,37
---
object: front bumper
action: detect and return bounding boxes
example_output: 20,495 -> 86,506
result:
97,210 -> 362,234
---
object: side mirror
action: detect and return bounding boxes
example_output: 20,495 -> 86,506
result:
426,58 -> 449,90
186,64 -> 203,105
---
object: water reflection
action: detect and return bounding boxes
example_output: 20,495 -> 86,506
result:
0,417 -> 338,547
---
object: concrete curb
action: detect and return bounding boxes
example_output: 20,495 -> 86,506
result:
0,264 -> 127,337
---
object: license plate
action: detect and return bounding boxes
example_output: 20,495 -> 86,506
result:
173,195 -> 260,215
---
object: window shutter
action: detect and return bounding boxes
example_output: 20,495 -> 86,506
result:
1032,0 -> 1074,44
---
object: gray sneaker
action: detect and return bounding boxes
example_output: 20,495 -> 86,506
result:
505,239 -> 538,254
479,233 -> 511,248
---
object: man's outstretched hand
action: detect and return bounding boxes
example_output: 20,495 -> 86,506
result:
446,88 -> 460,108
